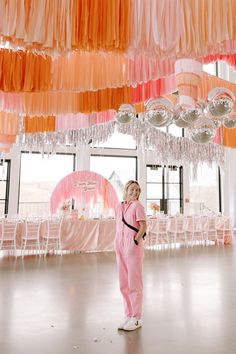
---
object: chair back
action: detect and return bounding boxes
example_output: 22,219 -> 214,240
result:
2,219 -> 18,240
46,217 -> 63,239
24,219 -> 41,240
157,217 -> 169,234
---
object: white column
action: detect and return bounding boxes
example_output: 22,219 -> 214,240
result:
75,144 -> 90,171
221,148 -> 236,227
137,137 -> 147,210
8,146 -> 21,217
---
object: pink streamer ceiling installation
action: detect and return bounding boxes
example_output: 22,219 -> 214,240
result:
0,1 -> 235,151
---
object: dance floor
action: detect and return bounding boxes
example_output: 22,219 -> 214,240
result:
1,246 -> 236,354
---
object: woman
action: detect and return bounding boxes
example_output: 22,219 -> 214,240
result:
115,180 -> 146,331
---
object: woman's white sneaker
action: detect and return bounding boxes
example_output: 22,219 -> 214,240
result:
123,317 -> 142,331
117,317 -> 131,330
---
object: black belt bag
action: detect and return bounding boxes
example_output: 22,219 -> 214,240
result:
121,214 -> 146,245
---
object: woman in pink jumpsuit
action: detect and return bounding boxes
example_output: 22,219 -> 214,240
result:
115,180 -> 146,331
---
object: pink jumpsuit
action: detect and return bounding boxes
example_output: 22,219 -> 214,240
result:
115,200 -> 146,320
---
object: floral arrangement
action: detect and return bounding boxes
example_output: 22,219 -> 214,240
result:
61,200 -> 71,212
150,202 -> 160,211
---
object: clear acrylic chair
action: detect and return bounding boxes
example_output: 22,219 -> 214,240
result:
146,219 -> 159,249
21,218 -> 42,257
204,216 -> 217,245
217,217 -> 233,245
42,217 -> 63,256
168,216 -> 187,248
156,217 -> 169,248
146,217 -> 169,249
185,215 -> 205,247
0,219 -> 18,255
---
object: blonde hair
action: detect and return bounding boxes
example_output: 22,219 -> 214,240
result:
123,180 -> 141,201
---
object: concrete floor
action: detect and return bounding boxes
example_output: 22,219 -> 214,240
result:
1,246 -> 236,354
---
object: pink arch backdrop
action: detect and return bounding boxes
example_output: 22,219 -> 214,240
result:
50,170 -> 119,215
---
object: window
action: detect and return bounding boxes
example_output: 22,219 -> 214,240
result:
0,159 -> 10,215
92,131 -> 136,149
146,165 -> 183,215
189,164 -> 220,213
19,152 -> 75,217
167,124 -> 183,137
90,155 -> 137,200
203,63 -> 216,76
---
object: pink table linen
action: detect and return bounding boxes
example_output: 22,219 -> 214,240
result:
41,218 -> 116,252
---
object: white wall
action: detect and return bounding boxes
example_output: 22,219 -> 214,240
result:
221,148 -> 236,227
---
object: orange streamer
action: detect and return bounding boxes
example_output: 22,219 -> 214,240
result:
222,127 -> 236,148
24,116 -> 56,133
0,49 -> 52,92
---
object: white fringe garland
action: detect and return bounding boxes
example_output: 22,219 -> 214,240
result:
16,120 -> 225,170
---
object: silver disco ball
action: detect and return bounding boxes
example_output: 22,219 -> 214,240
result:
208,87 -> 235,117
191,117 -> 216,144
212,119 -> 222,128
174,116 -> 191,128
173,105 -> 192,128
223,115 -> 236,129
116,104 -> 136,124
145,97 -> 174,127
180,107 -> 202,124
145,109 -> 173,127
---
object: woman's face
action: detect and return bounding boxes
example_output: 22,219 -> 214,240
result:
126,183 -> 140,201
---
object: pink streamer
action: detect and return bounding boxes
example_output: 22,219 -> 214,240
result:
55,111 -> 116,131
131,75 -> 177,104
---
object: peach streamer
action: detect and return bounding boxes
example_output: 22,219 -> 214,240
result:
0,112 -> 20,152
130,0 -> 236,58
0,0 -> 131,52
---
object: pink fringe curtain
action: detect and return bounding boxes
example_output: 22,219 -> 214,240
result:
55,111 -> 115,131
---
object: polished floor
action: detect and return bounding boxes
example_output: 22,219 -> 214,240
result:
1,245 -> 236,354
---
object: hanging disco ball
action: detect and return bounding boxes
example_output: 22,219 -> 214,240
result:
173,104 -> 192,128
174,116 -> 191,128
212,119 -> 222,128
191,116 -> 216,144
208,87 -> 235,117
145,97 -> 174,127
208,114 -> 222,128
223,113 -> 236,129
116,104 -> 136,124
180,106 -> 202,124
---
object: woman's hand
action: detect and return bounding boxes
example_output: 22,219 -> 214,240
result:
134,220 -> 146,243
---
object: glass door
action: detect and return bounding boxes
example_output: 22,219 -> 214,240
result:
146,165 -> 183,215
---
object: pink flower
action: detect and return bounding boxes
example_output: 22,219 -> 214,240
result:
150,202 -> 160,211
62,200 -> 70,211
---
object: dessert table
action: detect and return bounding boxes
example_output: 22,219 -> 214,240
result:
59,218 -> 116,252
